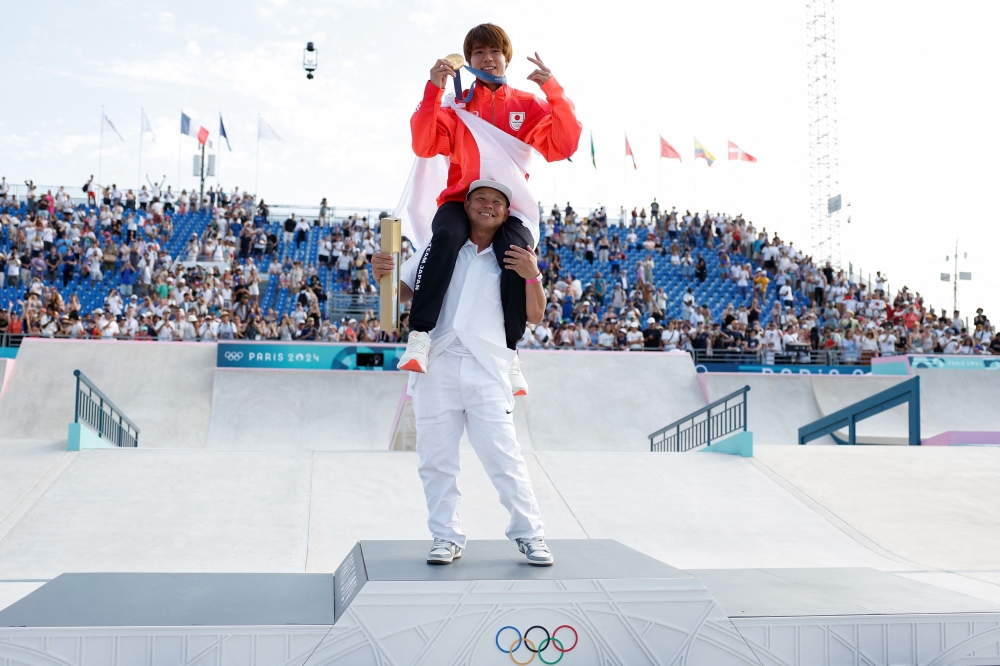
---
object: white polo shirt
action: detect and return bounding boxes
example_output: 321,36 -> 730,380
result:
401,239 -> 512,387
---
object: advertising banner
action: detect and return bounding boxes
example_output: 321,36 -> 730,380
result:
217,343 -> 405,371
908,355 -> 1000,371
696,363 -> 870,375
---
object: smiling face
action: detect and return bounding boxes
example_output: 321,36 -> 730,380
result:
465,187 -> 509,234
468,43 -> 507,78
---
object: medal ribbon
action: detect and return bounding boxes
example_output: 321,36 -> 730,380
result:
453,66 -> 507,103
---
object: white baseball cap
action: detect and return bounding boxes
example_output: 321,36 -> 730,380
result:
467,179 -> 512,207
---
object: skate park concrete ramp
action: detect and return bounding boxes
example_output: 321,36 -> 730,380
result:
206,369 -> 407,450
517,350 -> 706,452
704,369 -> 1000,445
916,368 -> 1000,435
3,445 -> 1000,612
0,339 -> 215,448
0,358 -> 12,397
702,373 -> 832,445
3,342 -> 1000,612
810,375 -> 913,445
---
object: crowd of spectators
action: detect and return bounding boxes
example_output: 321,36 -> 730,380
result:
1,176 -> 996,360
517,202 -> 1000,361
0,176 -> 410,342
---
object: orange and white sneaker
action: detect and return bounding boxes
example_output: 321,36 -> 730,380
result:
509,354 -> 528,396
398,331 -> 431,373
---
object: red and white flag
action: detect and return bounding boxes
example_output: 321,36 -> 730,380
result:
660,136 -> 681,160
394,98 -> 538,252
625,134 -> 637,169
728,140 -> 757,162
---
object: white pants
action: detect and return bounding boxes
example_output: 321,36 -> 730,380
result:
412,351 -> 543,549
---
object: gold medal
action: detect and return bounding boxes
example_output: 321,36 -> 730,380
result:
444,53 -> 464,70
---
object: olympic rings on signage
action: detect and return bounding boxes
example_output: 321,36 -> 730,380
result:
551,625 -> 578,652
495,625 -> 578,663
524,626 -> 549,652
223,351 -> 243,361
536,638 -> 564,664
497,626 -> 521,653
509,638 -> 537,665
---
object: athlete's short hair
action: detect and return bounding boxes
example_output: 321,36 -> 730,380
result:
463,23 -> 513,64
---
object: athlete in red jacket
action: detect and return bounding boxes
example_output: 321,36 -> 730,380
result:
399,23 -> 582,391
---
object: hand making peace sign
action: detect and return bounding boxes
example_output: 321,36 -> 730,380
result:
526,52 -> 553,87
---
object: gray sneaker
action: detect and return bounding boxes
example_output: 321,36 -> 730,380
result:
516,537 -> 554,566
427,538 -> 463,564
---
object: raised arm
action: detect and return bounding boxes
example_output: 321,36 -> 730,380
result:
521,54 -> 582,162
410,61 -> 459,158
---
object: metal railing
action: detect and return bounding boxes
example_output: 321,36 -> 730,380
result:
649,386 -> 750,452
798,376 -> 920,445
73,370 -> 140,448
326,293 -> 387,320
692,348 -> 855,366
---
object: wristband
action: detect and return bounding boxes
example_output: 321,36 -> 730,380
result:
526,274 -> 542,285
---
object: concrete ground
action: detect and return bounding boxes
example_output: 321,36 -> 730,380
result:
2,341 -> 999,611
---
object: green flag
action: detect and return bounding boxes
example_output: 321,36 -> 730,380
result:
590,131 -> 596,169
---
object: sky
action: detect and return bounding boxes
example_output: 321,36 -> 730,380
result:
3,0 -> 998,321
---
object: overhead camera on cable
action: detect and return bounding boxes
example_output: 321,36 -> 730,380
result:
303,42 -> 318,79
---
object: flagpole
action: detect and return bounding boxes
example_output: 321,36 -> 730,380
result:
137,109 -> 144,191
216,118 -> 221,190
658,149 -> 662,203
692,137 -> 697,212
254,114 -> 261,197
98,106 -> 105,185
623,133 -> 627,214
177,110 -> 182,190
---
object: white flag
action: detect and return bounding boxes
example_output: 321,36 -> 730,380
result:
103,113 -> 124,141
141,109 -> 155,143
258,116 -> 281,141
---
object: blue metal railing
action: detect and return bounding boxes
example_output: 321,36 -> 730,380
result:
73,370 -> 140,448
798,376 -> 920,445
649,386 -> 750,452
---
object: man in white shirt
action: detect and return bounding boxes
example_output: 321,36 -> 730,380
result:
371,180 -> 553,568
877,326 -> 898,356
98,310 -> 120,339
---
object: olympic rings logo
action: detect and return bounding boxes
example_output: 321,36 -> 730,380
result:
223,351 -> 243,361
495,625 -> 578,664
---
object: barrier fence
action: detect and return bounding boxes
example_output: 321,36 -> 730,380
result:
649,386 -> 750,452
73,369 -> 140,448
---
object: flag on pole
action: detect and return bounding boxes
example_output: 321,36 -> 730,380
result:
258,116 -> 281,141
590,131 -> 596,168
103,113 -> 124,141
625,134 -> 636,169
694,138 -> 715,166
180,112 -> 209,145
140,109 -> 155,143
219,115 -> 231,151
728,140 -> 757,162
180,112 -> 195,137
659,136 -> 681,160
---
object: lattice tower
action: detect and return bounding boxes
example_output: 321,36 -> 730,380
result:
806,0 -> 842,267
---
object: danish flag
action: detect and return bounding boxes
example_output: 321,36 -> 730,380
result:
728,140 -> 757,163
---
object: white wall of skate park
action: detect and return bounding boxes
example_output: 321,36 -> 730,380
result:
1,338 -> 1000,612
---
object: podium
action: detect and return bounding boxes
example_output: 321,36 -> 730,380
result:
3,539 -> 999,665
